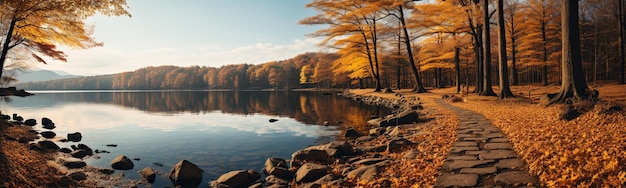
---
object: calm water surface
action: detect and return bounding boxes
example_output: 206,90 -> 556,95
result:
0,90 -> 389,187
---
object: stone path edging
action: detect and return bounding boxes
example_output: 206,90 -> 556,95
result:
434,99 -> 540,187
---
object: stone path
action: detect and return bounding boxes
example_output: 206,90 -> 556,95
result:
434,99 -> 539,188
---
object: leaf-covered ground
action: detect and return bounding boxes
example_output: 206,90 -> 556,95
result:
430,84 -> 626,187
349,90 -> 458,187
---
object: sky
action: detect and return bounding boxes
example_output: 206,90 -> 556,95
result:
39,0 -> 325,76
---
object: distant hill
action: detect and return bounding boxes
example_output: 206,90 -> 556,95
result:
13,70 -> 79,84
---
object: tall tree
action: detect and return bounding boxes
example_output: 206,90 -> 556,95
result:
497,0 -> 514,98
619,0 -> 626,84
0,0 -> 130,80
301,0 -> 386,91
481,0 -> 496,96
549,0 -> 592,103
504,0 -> 522,85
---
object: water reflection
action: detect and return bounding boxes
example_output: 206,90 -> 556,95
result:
0,91 -> 389,186
24,91 -> 389,132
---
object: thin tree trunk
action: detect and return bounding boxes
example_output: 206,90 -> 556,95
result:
455,47 -> 461,93
399,5 -> 427,93
617,0 -> 626,84
550,0 -> 592,103
0,17 -> 18,80
481,0 -> 496,96
497,0 -> 514,98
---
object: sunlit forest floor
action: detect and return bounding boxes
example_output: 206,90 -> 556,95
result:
431,84 -> 626,187
352,83 -> 626,187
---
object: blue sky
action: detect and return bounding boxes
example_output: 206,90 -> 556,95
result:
41,0 -> 324,75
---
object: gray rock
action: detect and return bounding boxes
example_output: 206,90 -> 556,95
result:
211,170 -> 260,188
38,140 -> 60,150
292,149 -> 330,163
139,167 -> 156,184
42,117 -> 53,126
357,145 -> 387,153
68,172 -> 87,181
64,161 -> 87,169
367,109 -> 419,127
263,158 -> 293,180
386,137 -> 414,153
295,163 -> 330,183
494,171 -> 539,186
169,160 -> 204,188
99,168 -> 115,175
386,126 -> 401,136
435,174 -> 478,187
111,155 -> 134,170
355,135 -> 376,145
24,119 -> 37,126
67,132 -> 82,142
346,164 -> 380,181
40,131 -> 56,139
59,148 -> 72,154
344,128 -> 361,139
266,175 -> 290,186
71,149 -> 92,159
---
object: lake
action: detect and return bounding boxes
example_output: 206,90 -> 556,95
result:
0,90 -> 389,187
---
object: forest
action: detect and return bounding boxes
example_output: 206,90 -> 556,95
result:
13,0 -> 626,97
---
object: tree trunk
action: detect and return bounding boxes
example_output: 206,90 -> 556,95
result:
497,0 -> 514,98
550,0 -> 592,103
0,17 -> 18,80
481,0 -> 497,96
399,5 -> 427,93
617,0 -> 626,84
455,47 -> 461,93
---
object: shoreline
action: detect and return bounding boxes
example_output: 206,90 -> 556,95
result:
0,89 -> 456,187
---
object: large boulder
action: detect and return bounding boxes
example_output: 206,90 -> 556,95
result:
211,170 -> 261,188
139,167 -> 156,184
292,148 -> 330,163
24,119 -> 37,126
263,158 -> 293,180
367,110 -> 419,127
111,155 -> 134,170
67,132 -> 82,142
295,163 -> 331,183
169,160 -> 204,188
307,141 -> 356,158
71,149 -> 92,159
38,140 -> 60,150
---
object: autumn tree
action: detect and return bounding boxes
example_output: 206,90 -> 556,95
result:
549,0 -> 593,103
0,0 -> 130,80
505,0 -> 522,85
301,0 -> 386,91
496,0 -> 514,98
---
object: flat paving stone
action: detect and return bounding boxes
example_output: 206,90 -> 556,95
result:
479,150 -> 517,160
460,166 -> 497,174
482,133 -> 506,138
450,146 -> 479,153
462,137 -> 488,142
494,171 -> 539,186
453,141 -> 478,147
446,155 -> 478,160
442,160 -> 494,170
465,151 -> 488,155
489,138 -> 509,143
495,159 -> 524,170
484,143 -> 513,150
435,174 -> 478,187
